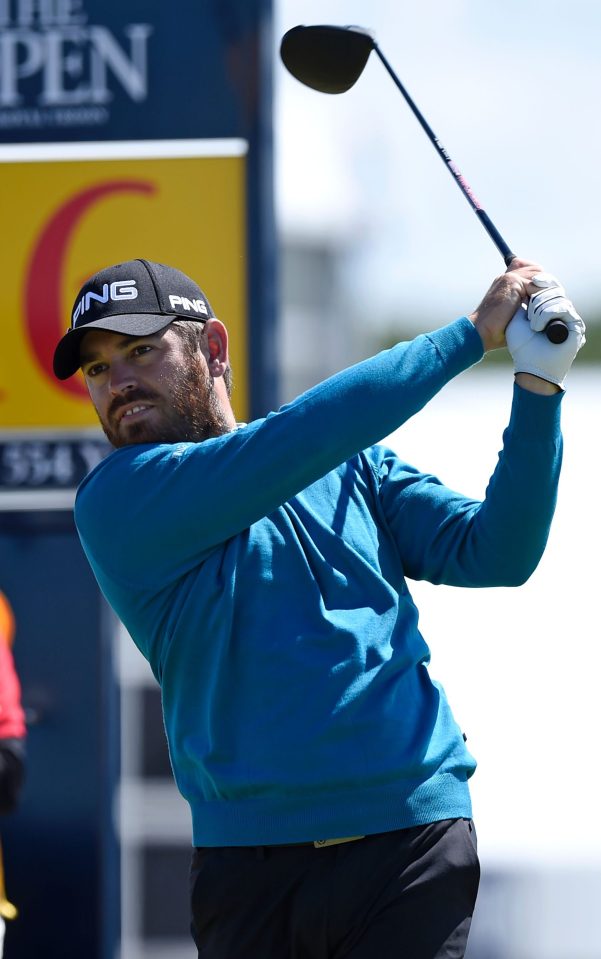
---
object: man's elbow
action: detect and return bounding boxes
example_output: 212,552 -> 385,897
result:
489,554 -> 543,588
500,569 -> 534,588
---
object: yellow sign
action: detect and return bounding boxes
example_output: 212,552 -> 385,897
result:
0,146 -> 248,428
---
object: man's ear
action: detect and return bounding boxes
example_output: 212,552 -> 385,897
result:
204,319 -> 229,378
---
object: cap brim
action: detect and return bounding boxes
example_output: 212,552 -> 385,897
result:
53,313 -> 176,380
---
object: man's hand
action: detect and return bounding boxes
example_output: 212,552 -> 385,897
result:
507,302 -> 585,390
469,260 -> 585,392
468,258 -> 546,352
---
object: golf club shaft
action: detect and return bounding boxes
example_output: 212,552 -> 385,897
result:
374,43 -> 569,343
373,45 -> 515,265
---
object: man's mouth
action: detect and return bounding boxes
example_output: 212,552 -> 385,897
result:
118,404 -> 153,424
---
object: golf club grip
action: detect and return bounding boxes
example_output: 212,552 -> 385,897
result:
503,247 -> 569,344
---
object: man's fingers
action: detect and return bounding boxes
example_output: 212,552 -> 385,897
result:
528,291 -> 581,334
530,272 -> 561,289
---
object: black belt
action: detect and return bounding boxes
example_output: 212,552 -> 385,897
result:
268,835 -> 365,849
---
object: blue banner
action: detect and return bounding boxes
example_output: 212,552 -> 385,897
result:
0,0 -> 263,141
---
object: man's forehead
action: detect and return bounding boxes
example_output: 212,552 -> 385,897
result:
80,328 -> 168,361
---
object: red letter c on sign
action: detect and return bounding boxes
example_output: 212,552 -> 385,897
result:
24,180 -> 156,398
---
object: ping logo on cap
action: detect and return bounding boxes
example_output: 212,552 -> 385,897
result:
72,280 -> 138,327
168,294 -> 209,316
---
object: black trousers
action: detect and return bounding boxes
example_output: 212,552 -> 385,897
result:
189,818 -> 480,958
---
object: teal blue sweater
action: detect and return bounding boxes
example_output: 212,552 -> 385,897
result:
75,318 -> 563,845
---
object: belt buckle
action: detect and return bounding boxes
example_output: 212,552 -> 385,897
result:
313,835 -> 365,848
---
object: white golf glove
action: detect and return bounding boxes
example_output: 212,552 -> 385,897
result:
527,272 -> 582,333
506,275 -> 585,388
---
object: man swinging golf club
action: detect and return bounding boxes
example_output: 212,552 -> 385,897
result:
53,252 -> 584,957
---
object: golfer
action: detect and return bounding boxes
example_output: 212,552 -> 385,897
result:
54,257 -> 584,958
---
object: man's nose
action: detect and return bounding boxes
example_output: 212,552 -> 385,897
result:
109,361 -> 137,395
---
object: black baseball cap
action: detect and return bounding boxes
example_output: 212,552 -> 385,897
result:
53,258 -> 216,380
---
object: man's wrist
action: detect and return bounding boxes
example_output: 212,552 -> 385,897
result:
468,313 -> 502,353
515,372 -> 561,395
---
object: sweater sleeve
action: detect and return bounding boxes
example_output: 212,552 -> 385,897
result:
75,318 -> 483,589
376,383 -> 563,587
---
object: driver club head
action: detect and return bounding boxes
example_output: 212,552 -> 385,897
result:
280,24 -> 375,94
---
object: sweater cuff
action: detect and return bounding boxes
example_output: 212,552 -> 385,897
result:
425,316 -> 484,378
507,381 -> 564,440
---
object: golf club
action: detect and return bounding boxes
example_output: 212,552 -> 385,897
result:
280,24 -> 569,345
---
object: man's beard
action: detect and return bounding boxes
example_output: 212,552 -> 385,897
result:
99,358 -> 232,448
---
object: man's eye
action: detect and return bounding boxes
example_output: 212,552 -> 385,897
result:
132,345 -> 152,357
86,364 -> 106,377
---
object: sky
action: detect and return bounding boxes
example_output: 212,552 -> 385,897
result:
273,1 -> 601,876
274,0 -> 601,325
